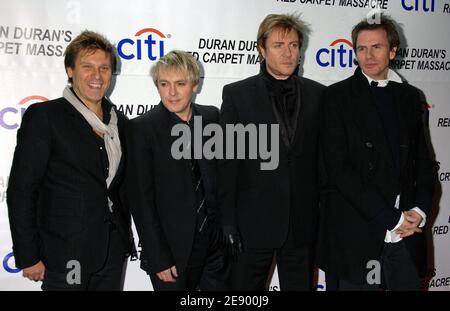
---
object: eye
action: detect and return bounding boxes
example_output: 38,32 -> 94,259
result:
158,81 -> 167,87
177,81 -> 186,86
273,43 -> 282,49
100,66 -> 111,72
290,42 -> 299,49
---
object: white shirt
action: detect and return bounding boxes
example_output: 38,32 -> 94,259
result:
362,69 -> 426,243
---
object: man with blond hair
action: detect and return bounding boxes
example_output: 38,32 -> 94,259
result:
127,50 -> 227,290
219,13 -> 324,290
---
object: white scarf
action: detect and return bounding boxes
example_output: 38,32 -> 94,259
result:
63,86 -> 122,211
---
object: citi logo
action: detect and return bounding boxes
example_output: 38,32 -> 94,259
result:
3,252 -> 21,273
117,28 -> 167,60
0,95 -> 48,130
316,39 -> 354,68
401,0 -> 435,12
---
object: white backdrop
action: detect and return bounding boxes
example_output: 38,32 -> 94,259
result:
1,0 -> 449,291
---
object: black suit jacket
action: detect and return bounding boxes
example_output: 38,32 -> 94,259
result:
127,103 -> 219,274
7,97 -> 132,274
218,72 -> 325,248
318,67 -> 435,283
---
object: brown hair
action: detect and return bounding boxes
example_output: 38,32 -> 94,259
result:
351,14 -> 400,51
64,30 -> 117,83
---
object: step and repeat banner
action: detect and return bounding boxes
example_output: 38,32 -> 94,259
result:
1,0 -> 449,291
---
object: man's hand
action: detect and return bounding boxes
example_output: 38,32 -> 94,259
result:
157,265 -> 178,283
222,225 -> 243,261
22,261 -> 45,282
404,210 -> 424,227
395,211 -> 423,238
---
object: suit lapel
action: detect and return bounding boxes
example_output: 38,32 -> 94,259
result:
350,71 -> 394,169
389,82 -> 410,171
289,76 -> 307,153
61,99 -> 108,186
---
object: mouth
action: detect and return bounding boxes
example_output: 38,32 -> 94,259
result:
88,82 -> 102,89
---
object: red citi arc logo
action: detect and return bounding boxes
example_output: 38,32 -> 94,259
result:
117,28 -> 167,61
316,38 -> 354,68
0,95 -> 48,130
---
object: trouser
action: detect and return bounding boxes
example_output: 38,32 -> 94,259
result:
42,224 -> 127,291
150,223 -> 229,291
229,226 -> 314,291
328,240 -> 421,291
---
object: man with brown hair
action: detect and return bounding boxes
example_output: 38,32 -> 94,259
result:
7,30 -> 134,290
318,14 -> 435,290
218,13 -> 324,290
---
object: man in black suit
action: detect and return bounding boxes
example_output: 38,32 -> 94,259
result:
127,50 -> 227,290
7,31 -> 134,290
219,13 -> 324,290
318,15 -> 436,290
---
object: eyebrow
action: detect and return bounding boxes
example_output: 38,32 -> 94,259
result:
79,61 -> 111,66
158,79 -> 187,83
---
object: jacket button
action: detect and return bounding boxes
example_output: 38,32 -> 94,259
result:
368,162 -> 373,170
366,142 -> 373,148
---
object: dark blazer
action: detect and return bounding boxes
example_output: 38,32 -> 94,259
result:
126,102 -> 219,274
218,72 -> 325,248
318,67 -> 435,284
7,97 -> 132,274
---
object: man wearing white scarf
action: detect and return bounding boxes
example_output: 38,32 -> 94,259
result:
7,30 -> 134,291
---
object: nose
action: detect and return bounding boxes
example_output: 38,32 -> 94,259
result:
169,84 -> 176,96
93,67 -> 101,79
366,47 -> 374,59
283,45 -> 292,57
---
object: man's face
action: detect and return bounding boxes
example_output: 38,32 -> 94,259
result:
260,27 -> 300,80
67,49 -> 112,107
156,68 -> 198,121
355,28 -> 397,80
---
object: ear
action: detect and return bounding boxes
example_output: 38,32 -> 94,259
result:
67,67 -> 73,79
193,84 -> 199,93
389,46 -> 398,61
259,45 -> 266,59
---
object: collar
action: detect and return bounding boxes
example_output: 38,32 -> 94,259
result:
163,101 -> 196,125
70,87 -> 112,123
361,68 -> 402,87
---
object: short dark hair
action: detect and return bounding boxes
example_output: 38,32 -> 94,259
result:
351,14 -> 400,51
256,13 -> 306,58
64,30 -> 117,83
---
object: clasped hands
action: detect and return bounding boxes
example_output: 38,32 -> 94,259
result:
395,210 -> 424,238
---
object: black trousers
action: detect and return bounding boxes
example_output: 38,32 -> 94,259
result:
229,227 -> 314,291
150,224 -> 229,291
41,224 -> 127,291
327,240 -> 421,291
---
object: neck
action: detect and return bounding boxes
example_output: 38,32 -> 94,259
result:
177,105 -> 192,122
72,88 -> 103,119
